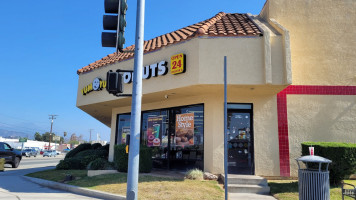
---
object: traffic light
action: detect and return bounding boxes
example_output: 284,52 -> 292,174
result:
106,70 -> 123,94
102,0 -> 128,52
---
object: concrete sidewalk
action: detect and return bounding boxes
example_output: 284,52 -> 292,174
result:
229,193 -> 277,200
23,176 -> 126,200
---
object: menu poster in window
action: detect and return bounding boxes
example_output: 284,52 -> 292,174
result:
121,127 -> 130,144
147,117 -> 163,147
175,113 -> 194,146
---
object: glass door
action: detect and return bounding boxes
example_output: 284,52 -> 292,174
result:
227,106 -> 254,175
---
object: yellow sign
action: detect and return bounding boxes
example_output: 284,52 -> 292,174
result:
170,53 -> 185,75
81,78 -> 107,95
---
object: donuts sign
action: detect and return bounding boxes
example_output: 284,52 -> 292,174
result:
175,113 -> 195,146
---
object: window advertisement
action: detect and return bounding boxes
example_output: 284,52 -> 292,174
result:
175,113 -> 194,147
147,116 -> 163,147
116,115 -> 131,145
121,127 -> 130,144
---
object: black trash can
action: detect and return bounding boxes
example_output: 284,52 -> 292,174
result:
296,155 -> 332,200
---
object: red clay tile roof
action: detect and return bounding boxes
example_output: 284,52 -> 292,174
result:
78,12 -> 262,74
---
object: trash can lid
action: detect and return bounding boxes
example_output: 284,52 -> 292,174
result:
296,155 -> 332,163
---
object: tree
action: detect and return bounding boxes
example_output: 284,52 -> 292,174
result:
60,136 -> 64,144
78,134 -> 84,142
70,133 -> 77,142
42,132 -> 51,142
34,132 -> 42,141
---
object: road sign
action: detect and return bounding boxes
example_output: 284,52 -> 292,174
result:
19,138 -> 27,143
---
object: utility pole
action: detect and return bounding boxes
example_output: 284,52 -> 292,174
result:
48,115 -> 58,150
126,0 -> 145,199
89,129 -> 94,143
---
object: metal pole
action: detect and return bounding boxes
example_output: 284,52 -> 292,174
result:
224,56 -> 228,200
49,119 -> 53,150
126,0 -> 145,199
48,115 -> 57,150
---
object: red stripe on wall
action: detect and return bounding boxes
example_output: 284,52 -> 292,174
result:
277,85 -> 356,177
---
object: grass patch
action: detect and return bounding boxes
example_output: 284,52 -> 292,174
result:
26,170 -> 224,200
269,180 -> 356,200
26,169 -> 87,182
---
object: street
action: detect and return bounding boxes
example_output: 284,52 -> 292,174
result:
0,155 -> 102,200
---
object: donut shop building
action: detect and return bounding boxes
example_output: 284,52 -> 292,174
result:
76,0 -> 356,177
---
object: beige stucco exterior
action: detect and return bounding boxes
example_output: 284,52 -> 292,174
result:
76,18 -> 288,176
260,0 -> 356,176
107,88 -> 281,175
76,0 -> 355,177
261,0 -> 356,86
287,95 -> 356,176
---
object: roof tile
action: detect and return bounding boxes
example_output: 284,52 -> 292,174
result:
78,12 -> 262,74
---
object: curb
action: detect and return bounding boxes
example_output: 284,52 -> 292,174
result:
23,176 -> 126,200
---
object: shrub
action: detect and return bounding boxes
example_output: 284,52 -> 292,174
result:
56,158 -> 85,170
87,158 -> 114,170
114,144 -> 152,173
65,143 -> 92,159
301,142 -> 356,185
91,143 -> 102,150
99,144 -> 110,152
74,149 -> 108,167
185,168 -> 204,180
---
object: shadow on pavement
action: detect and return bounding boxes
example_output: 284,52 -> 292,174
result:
0,166 -> 66,194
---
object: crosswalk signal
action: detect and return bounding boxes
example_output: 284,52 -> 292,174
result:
106,70 -> 123,94
102,0 -> 128,52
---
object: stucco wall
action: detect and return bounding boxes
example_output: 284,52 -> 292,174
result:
77,35 -> 287,109
108,87 -> 280,176
261,0 -> 356,86
287,95 -> 356,176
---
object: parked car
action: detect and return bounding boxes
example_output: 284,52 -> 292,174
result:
0,142 -> 22,168
43,150 -> 56,157
22,149 -> 37,157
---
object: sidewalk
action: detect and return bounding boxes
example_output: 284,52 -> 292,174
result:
229,193 -> 277,200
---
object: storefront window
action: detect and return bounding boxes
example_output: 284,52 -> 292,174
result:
169,105 -> 204,170
141,110 -> 169,168
116,114 -> 131,145
115,104 -> 204,171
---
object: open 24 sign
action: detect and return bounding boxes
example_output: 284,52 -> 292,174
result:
170,53 -> 186,75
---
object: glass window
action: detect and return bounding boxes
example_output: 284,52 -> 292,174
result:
115,104 -> 204,171
116,114 -> 131,145
169,105 -> 204,170
4,143 -> 11,150
141,110 -> 169,168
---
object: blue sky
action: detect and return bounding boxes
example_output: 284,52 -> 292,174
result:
0,0 -> 265,141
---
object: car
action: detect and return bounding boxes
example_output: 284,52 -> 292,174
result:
43,150 -> 56,157
0,142 -> 22,168
63,148 -> 71,153
22,149 -> 37,157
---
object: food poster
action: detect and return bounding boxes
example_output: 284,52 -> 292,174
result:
175,113 -> 194,147
121,127 -> 130,144
147,116 -> 163,147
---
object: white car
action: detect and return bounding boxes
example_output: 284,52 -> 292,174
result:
43,150 -> 56,157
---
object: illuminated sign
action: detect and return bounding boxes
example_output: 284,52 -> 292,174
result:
81,78 -> 107,95
170,53 -> 186,75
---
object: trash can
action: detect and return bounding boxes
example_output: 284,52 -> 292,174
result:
296,155 -> 332,200
0,158 -> 5,172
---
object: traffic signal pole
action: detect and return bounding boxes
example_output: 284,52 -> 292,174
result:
126,0 -> 145,199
